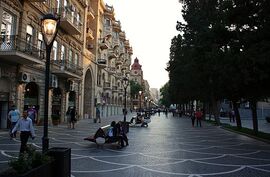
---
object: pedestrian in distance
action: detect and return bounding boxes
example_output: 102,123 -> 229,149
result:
116,121 -> 129,146
195,109 -> 203,127
230,110 -> 235,123
12,111 -> 35,154
27,106 -> 37,125
66,106 -> 72,128
70,107 -> 77,129
191,111 -> 196,127
8,105 -> 20,139
96,107 -> 101,123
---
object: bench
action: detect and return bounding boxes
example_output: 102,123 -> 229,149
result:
84,125 -> 120,146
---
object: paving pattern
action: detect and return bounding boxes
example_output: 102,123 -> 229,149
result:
0,113 -> 270,177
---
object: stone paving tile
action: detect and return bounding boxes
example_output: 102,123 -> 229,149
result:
1,113 -> 270,176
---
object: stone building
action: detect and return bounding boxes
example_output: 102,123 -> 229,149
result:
0,0 -> 132,129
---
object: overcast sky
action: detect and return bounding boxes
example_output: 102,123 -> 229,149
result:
103,0 -> 183,90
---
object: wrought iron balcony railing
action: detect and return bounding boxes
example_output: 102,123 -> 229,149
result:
0,35 -> 45,60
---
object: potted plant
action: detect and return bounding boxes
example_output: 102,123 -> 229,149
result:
266,116 -> 270,123
0,146 -> 54,177
51,114 -> 60,126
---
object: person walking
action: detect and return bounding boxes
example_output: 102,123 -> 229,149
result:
12,111 -> 35,153
27,106 -> 37,125
191,111 -> 196,127
70,107 -> 77,129
96,107 -> 101,123
66,107 -> 72,128
8,105 -> 20,138
230,110 -> 235,123
195,109 -> 203,127
117,121 -> 129,146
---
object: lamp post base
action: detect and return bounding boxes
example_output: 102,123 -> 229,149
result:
42,137 -> 49,153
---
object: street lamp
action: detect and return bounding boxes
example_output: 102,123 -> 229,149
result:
122,76 -> 129,123
41,13 -> 59,152
139,91 -> 142,112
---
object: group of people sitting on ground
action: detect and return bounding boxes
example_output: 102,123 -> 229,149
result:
106,121 -> 129,148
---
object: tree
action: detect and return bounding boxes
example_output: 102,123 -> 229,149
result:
159,83 -> 171,108
168,0 -> 270,133
129,80 -> 143,99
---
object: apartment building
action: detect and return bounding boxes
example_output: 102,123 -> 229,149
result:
0,0 -> 132,129
90,2 -> 132,118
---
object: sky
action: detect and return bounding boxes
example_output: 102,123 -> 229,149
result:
103,0 -> 183,90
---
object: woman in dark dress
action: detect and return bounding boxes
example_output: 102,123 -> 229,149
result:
70,107 -> 77,129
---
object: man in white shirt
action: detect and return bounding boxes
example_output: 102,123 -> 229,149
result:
12,111 -> 35,153
8,105 -> 20,138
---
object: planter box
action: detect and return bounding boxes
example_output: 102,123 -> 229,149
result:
0,161 -> 53,177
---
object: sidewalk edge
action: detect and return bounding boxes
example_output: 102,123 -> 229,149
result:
221,126 -> 270,144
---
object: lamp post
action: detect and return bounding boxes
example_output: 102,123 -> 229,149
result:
122,76 -> 129,123
139,91 -> 142,112
41,13 -> 59,152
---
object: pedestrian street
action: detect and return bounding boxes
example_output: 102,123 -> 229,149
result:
0,113 -> 270,177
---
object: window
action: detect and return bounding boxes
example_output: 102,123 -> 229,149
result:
68,49 -> 73,68
60,45 -> 65,62
37,32 -> 43,57
56,0 -> 60,13
1,10 -> 16,49
26,25 -> 33,51
74,53 -> 79,66
52,41 -> 58,60
105,19 -> 110,26
97,69 -> 101,86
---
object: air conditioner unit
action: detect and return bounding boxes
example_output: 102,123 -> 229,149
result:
50,74 -> 58,88
19,72 -> 30,83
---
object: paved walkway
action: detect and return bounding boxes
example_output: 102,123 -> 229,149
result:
1,113 -> 270,176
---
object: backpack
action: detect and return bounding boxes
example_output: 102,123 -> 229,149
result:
107,127 -> 114,137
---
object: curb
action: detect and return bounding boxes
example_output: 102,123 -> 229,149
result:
221,126 -> 270,144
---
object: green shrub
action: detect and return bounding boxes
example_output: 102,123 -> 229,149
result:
8,145 -> 53,175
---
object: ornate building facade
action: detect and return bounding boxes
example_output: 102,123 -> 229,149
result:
0,0 -> 132,129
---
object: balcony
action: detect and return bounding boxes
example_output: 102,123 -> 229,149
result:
107,67 -> 116,74
112,86 -> 118,92
0,35 -> 44,65
104,5 -> 114,18
97,59 -> 107,68
103,82 -> 111,90
113,20 -> 121,32
119,31 -> 126,40
60,10 -> 81,35
115,59 -> 122,65
86,27 -> 94,39
87,6 -> 95,19
115,71 -> 122,78
108,49 -> 117,59
124,40 -> 130,48
99,39 -> 109,50
51,59 -> 83,79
